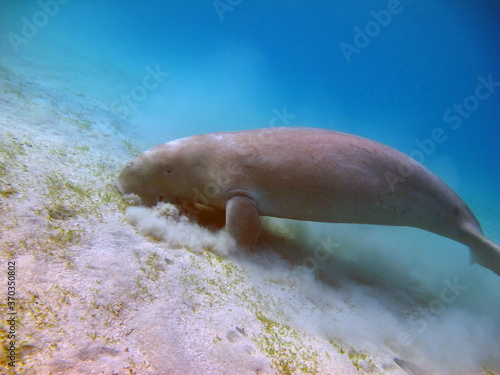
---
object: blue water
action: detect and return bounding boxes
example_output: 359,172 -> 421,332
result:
1,1 -> 499,372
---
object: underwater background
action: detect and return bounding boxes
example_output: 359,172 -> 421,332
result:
0,1 -> 499,374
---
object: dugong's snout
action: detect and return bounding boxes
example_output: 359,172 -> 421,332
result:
116,161 -> 149,204
116,161 -> 136,195
116,159 -> 169,207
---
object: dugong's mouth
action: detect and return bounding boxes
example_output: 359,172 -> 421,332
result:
115,180 -> 125,195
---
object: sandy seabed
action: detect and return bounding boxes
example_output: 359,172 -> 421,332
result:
1,49 -> 499,375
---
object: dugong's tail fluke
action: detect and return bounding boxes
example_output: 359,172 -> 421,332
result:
467,232 -> 500,277
448,219 -> 500,276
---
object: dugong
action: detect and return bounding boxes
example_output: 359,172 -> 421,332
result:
117,127 -> 500,276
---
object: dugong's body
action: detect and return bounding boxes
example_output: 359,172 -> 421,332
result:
117,127 -> 500,276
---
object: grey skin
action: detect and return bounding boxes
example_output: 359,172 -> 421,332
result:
117,127 -> 500,277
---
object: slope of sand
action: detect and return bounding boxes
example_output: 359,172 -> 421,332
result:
1,51 -> 499,375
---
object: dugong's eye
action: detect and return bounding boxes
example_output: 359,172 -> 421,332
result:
126,162 -> 134,169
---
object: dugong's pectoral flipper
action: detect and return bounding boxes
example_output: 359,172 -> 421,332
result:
226,195 -> 261,248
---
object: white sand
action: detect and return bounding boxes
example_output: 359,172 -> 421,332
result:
1,48 -> 499,375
